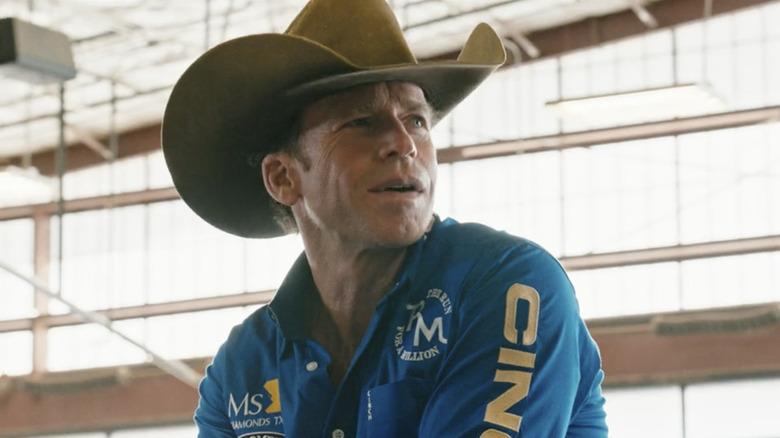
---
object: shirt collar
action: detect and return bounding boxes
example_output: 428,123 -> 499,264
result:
267,215 -> 443,339
267,251 -> 317,340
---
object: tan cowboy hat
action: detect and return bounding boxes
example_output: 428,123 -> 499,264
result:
162,0 -> 506,238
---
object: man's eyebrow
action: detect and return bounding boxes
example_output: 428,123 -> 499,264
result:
401,97 -> 434,119
344,93 -> 433,119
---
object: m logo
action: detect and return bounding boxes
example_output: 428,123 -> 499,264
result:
395,289 -> 452,362
406,302 -> 447,346
228,379 -> 281,417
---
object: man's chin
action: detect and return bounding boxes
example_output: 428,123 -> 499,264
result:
371,220 -> 429,248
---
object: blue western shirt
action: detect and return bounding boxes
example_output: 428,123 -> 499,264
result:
195,217 -> 607,437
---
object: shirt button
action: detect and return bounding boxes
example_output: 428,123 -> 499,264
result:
332,429 -> 345,438
305,361 -> 318,372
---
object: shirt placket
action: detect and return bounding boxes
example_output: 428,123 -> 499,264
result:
319,280 -> 410,438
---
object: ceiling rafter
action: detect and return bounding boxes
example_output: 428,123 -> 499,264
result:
1,0 -> 774,171
3,0 -> 681,163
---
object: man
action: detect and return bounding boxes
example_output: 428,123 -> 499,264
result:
162,0 -> 608,436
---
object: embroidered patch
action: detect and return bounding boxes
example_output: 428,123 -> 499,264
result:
394,288 -> 452,361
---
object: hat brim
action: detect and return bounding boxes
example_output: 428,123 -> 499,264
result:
162,31 -> 503,238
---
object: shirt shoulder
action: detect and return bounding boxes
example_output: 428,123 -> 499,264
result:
427,218 -> 567,292
209,305 -> 279,376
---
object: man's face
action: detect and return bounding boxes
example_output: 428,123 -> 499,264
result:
291,82 -> 437,249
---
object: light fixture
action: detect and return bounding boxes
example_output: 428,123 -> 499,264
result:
0,17 -> 76,84
546,83 -> 726,125
0,165 -> 57,207
0,18 -> 74,207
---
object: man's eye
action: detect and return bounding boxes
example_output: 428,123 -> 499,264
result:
411,116 -> 428,129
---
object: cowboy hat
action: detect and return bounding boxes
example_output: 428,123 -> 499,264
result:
162,0 -> 506,238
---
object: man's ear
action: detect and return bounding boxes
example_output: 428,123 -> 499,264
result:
261,152 -> 300,207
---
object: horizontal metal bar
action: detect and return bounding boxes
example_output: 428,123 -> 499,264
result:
561,234 -> 780,271
0,186 -> 178,221
437,105 -> 780,163
586,301 -> 780,335
0,289 -> 275,333
0,259 -> 203,388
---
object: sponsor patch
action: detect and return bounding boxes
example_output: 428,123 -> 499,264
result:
229,379 -> 284,435
395,288 -> 452,362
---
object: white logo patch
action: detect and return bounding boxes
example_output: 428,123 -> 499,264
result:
395,288 -> 452,361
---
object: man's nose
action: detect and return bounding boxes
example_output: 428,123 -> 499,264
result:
379,118 -> 418,160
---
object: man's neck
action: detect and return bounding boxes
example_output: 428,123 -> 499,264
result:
307,240 -> 407,328
303,236 -> 410,385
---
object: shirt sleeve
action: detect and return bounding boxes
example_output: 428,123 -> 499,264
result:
195,348 -> 237,437
417,243 -> 607,437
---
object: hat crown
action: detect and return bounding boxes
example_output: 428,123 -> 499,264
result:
286,0 -> 416,67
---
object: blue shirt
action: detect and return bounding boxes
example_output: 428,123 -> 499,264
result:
195,217 -> 607,437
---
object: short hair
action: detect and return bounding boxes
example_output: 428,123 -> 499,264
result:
247,113 -> 303,235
